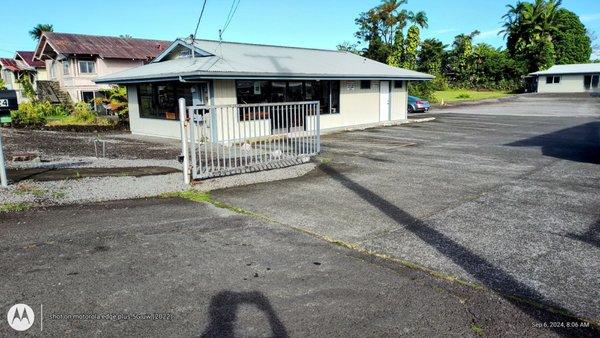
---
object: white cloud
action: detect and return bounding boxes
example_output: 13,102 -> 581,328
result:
580,13 -> 600,23
430,28 -> 459,34
477,28 -> 503,38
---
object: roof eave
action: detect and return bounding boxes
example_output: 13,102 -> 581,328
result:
96,73 -> 433,84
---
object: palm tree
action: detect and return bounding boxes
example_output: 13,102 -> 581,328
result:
29,24 -> 54,40
501,0 -> 562,71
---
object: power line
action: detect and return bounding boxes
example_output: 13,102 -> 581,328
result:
191,0 -> 208,46
220,0 -> 241,40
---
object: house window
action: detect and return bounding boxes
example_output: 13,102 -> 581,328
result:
546,76 -> 560,84
235,80 -> 341,117
79,60 -> 96,74
81,91 -> 95,110
584,75 -> 599,89
49,61 -> 56,78
394,80 -> 403,88
360,80 -> 371,89
62,61 -> 70,75
137,82 -> 193,120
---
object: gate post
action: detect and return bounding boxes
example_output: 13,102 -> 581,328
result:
0,128 -> 7,187
179,98 -> 191,185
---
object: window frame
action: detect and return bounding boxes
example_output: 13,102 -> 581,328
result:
78,60 -> 96,75
49,61 -> 56,79
546,76 -> 561,84
62,60 -> 70,75
136,82 -> 194,120
234,80 -> 341,117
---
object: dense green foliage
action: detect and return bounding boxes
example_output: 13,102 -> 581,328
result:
94,85 -> 129,121
0,78 -> 6,90
29,24 -> 53,40
11,101 -> 71,126
342,0 -> 594,97
553,9 -> 592,64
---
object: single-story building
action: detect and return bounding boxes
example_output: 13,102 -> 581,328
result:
96,38 -> 433,139
529,63 -> 600,93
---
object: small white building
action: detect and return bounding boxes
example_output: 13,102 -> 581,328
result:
530,63 -> 600,93
96,39 -> 433,139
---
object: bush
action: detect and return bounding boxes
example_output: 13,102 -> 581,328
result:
10,102 -> 49,126
408,81 -> 438,103
456,93 -> 471,99
73,102 -> 97,123
49,104 -> 71,117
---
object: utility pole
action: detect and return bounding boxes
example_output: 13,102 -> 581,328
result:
0,127 -> 8,187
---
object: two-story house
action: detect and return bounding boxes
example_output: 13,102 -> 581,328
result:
33,32 -> 170,106
0,51 -> 46,102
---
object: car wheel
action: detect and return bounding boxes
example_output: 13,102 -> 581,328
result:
408,105 -> 414,114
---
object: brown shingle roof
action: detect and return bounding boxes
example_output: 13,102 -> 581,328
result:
15,51 -> 45,68
41,32 -> 172,60
0,58 -> 22,72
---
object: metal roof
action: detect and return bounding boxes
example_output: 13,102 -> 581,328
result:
530,63 -> 600,76
15,51 -> 45,68
35,32 -> 171,60
96,38 -> 433,84
0,58 -> 22,72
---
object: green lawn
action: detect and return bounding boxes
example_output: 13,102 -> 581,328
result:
434,89 -> 513,103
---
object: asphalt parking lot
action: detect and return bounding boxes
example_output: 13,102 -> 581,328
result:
1,95 -> 598,335
213,95 -> 600,321
1,198 -> 595,336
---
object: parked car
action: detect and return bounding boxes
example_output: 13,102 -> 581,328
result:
408,95 -> 430,113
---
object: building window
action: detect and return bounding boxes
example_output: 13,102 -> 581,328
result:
235,80 -> 340,116
62,61 -> 70,75
79,60 -> 96,74
360,80 -> 371,89
137,82 -> 193,120
584,74 -> 599,89
49,61 -> 56,78
394,80 -> 403,88
81,91 -> 95,110
546,76 -> 560,84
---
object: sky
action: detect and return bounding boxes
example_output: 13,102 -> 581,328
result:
0,0 -> 599,58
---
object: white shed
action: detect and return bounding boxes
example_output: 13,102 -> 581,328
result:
530,64 -> 600,93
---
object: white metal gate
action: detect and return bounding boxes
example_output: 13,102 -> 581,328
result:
180,99 -> 320,181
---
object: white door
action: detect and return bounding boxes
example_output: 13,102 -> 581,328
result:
379,81 -> 390,121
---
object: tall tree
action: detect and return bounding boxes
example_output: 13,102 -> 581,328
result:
501,0 -> 562,72
417,38 -> 447,75
354,0 -> 427,64
29,24 -> 53,40
446,31 -> 480,84
553,9 -> 592,64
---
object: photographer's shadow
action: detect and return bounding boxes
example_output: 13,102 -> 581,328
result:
200,291 -> 288,338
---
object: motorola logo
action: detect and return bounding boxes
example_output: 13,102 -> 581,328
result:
7,304 -> 35,331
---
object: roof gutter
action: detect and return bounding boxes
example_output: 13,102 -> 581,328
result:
96,74 -> 434,85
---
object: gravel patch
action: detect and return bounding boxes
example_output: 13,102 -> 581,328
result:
1,158 -> 317,207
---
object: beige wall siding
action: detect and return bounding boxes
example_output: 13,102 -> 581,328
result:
212,80 -> 237,105
391,81 -> 408,120
537,74 -> 585,93
126,79 -> 410,139
46,57 -> 144,101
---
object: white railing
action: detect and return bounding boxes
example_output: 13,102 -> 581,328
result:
180,99 -> 320,180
